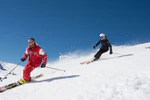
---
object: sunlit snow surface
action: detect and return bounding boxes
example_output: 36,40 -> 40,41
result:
0,42 -> 150,100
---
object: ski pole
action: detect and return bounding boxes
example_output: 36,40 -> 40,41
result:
0,61 -> 22,82
46,66 -> 66,72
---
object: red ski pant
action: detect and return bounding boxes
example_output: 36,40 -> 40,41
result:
23,64 -> 37,82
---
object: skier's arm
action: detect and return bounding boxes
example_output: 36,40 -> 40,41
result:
107,41 -> 113,54
109,44 -> 113,54
39,49 -> 47,66
21,49 -> 29,61
94,40 -> 101,48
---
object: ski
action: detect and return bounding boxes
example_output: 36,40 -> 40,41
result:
31,74 -> 43,81
145,47 -> 150,49
80,61 -> 93,65
0,74 -> 43,93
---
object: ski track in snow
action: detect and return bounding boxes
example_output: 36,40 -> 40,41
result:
0,42 -> 150,100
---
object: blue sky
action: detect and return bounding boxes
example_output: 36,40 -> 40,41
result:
0,0 -> 150,66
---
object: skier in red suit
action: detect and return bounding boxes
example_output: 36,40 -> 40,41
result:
21,38 -> 47,82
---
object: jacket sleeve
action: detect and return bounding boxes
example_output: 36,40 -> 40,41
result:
95,40 -> 101,47
107,40 -> 112,52
39,49 -> 47,66
22,49 -> 29,60
109,44 -> 112,53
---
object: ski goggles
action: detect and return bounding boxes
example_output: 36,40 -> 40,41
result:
100,36 -> 104,39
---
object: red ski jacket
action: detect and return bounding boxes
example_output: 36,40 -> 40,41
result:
22,43 -> 47,67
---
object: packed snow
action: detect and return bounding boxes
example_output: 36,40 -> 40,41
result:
0,42 -> 150,100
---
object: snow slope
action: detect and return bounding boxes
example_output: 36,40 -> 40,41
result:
0,42 -> 150,100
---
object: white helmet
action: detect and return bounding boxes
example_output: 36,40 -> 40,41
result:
99,33 -> 105,38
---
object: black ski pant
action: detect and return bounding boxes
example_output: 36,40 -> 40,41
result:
94,47 -> 108,61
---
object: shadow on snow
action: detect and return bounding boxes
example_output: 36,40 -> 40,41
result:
32,75 -> 80,83
100,53 -> 134,60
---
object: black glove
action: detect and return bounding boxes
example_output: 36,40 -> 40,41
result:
110,51 -> 113,55
21,58 -> 26,62
41,64 -> 46,68
93,46 -> 96,49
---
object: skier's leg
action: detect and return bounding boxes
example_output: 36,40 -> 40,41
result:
93,48 -> 108,61
23,64 -> 36,82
